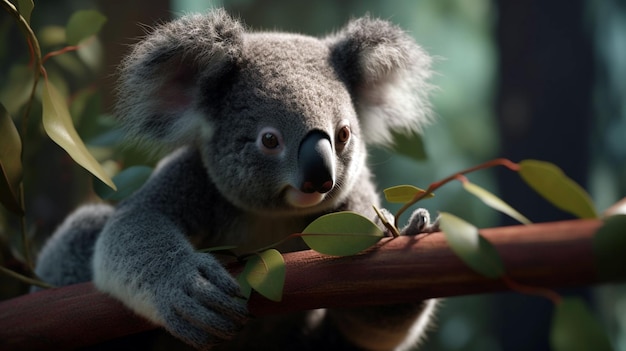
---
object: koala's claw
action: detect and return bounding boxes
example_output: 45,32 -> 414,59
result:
164,304 -> 243,349
377,208 -> 439,236
400,208 -> 439,236
153,254 -> 250,349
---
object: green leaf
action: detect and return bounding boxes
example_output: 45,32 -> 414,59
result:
519,160 -> 597,219
0,103 -> 24,215
383,185 -> 434,204
39,25 -> 66,47
41,79 -> 116,190
65,10 -> 107,46
87,127 -> 125,147
49,50 -> 88,77
236,271 -> 252,300
462,181 -> 531,224
0,64 -> 34,115
302,212 -> 384,256
77,37 -> 104,72
241,249 -> 285,302
390,130 -> 428,161
17,0 -> 34,24
550,298 -> 613,351
439,212 -> 505,279
93,166 -> 152,201
593,214 -> 626,282
69,89 -> 98,128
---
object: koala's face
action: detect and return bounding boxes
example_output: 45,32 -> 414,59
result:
116,11 -> 432,216
201,34 -> 365,215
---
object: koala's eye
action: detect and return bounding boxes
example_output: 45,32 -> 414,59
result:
262,133 -> 279,149
337,125 -> 351,144
257,127 -> 284,155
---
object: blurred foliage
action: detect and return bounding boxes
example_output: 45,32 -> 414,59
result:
0,0 -> 145,298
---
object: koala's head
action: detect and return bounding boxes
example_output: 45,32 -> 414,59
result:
116,10 -> 432,215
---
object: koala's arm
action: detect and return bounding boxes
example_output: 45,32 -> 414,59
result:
92,148 -> 248,349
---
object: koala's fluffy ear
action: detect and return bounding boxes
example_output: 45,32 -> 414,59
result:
116,10 -> 243,150
328,17 -> 434,145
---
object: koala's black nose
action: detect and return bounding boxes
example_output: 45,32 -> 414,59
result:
298,131 -> 335,194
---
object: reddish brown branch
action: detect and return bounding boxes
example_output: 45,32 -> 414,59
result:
394,158 -> 520,225
0,219 -> 619,350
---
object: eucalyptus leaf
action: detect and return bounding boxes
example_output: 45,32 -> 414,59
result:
38,26 -> 66,47
0,164 -> 22,215
519,160 -> 597,219
17,0 -> 34,24
65,10 -> 107,46
236,271 -> 252,300
78,38 -> 104,72
383,185 -> 434,204
94,166 -> 152,201
87,128 -> 125,147
242,249 -> 285,302
462,181 -> 531,224
50,51 -> 87,78
439,212 -> 505,279
302,212 -> 384,256
593,214 -> 626,282
550,298 -> 613,351
0,103 -> 23,215
41,79 -> 116,190
390,130 -> 428,161
0,64 -> 34,115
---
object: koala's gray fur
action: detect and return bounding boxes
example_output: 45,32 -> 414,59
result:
33,9 -> 438,350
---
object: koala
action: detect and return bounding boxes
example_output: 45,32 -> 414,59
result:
33,9 -> 438,351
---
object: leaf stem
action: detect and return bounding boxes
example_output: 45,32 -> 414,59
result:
501,275 -> 562,305
18,183 -> 33,271
1,0 -> 43,272
41,39 -> 93,65
394,158 -> 520,228
42,45 -> 80,64
454,174 -> 469,183
0,266 -> 53,289
372,206 -> 400,237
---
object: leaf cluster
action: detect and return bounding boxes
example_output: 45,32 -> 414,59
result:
1,2 -> 112,215
0,0 -> 113,287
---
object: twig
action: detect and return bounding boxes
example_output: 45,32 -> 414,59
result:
394,158 -> 520,227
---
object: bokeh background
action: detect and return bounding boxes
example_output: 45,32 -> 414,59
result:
1,0 -> 625,350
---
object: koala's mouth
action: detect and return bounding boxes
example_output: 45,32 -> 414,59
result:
285,186 -> 326,208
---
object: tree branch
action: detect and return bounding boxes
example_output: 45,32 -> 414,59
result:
0,218 -> 621,350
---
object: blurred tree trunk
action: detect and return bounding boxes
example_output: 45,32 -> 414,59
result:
97,0 -> 170,112
494,1 -> 594,350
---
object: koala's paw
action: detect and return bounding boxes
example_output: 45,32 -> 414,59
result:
400,208 -> 439,236
153,253 -> 249,349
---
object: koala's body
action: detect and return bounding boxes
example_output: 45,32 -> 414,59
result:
33,10 -> 437,351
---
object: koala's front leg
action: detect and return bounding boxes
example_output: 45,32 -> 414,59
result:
93,211 -> 248,350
